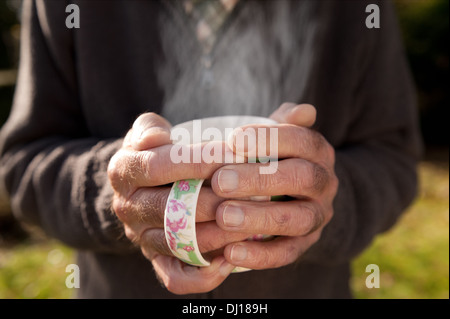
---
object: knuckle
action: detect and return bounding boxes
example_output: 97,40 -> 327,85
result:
124,224 -> 138,243
324,204 -> 335,225
324,142 -> 336,164
107,153 -> 118,178
282,203 -> 318,236
291,203 -> 312,235
312,164 -> 330,194
131,151 -> 151,178
289,158 -> 336,197
294,160 -> 329,195
268,208 -> 291,234
302,204 -> 323,235
309,130 -> 327,153
108,148 -> 158,190
112,197 -> 129,222
107,151 -> 126,189
297,128 -> 326,156
330,173 -> 339,197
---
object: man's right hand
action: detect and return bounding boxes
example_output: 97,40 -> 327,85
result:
107,113 -> 242,294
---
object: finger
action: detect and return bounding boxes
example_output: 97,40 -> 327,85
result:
140,220 -> 249,259
148,220 -> 249,258
112,187 -> 171,229
212,158 -> 331,199
224,233 -> 320,270
270,103 -> 317,127
140,228 -> 172,257
195,221 -> 252,253
151,255 -> 235,295
216,200 -> 324,237
109,141 -> 244,191
228,124 -> 333,164
130,112 -> 172,151
112,186 -> 222,228
127,195 -> 245,258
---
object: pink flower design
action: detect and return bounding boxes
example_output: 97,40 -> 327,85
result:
183,245 -> 194,252
166,231 -> 176,251
177,180 -> 190,192
166,216 -> 187,233
168,199 -> 186,213
166,199 -> 188,233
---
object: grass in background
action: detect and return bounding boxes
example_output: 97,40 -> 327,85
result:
0,155 -> 448,299
0,240 -> 74,299
351,157 -> 449,299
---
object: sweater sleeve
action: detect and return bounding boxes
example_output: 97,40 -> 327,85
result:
0,0 -> 133,253
301,0 -> 423,265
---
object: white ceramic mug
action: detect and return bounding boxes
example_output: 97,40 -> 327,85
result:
164,116 -> 278,272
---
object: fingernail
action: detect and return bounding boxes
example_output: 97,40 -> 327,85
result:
222,205 -> 244,227
140,127 -> 170,141
219,259 -> 235,277
230,245 -> 247,262
289,104 -> 301,115
218,169 -> 239,192
132,127 -> 169,150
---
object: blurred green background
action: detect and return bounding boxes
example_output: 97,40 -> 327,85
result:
0,0 -> 448,299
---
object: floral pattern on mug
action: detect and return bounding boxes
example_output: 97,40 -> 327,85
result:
166,199 -> 188,233
178,180 -> 190,191
164,179 -> 210,267
166,231 -> 177,251
173,179 -> 199,200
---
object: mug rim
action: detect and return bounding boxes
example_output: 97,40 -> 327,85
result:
173,115 -> 277,130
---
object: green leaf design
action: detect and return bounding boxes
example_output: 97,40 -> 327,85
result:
176,241 -> 203,266
173,179 -> 200,200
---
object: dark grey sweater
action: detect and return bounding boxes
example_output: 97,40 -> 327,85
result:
0,0 -> 422,298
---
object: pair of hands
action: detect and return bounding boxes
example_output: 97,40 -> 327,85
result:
107,103 -> 338,295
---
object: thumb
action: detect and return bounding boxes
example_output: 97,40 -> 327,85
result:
128,112 -> 172,151
151,255 -> 235,295
270,103 -> 317,127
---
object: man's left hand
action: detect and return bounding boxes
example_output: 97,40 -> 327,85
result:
212,103 -> 339,269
